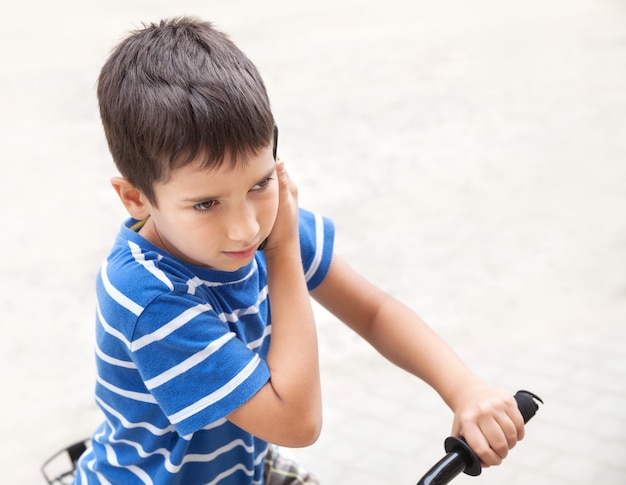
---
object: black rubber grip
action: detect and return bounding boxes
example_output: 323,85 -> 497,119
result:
513,390 -> 543,424
417,390 -> 543,484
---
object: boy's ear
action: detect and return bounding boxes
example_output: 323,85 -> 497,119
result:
111,177 -> 151,220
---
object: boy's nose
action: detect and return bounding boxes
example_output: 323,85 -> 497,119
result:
226,204 -> 260,243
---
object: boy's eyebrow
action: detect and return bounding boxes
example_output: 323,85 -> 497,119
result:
183,165 -> 277,202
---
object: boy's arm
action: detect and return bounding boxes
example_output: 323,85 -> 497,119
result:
311,255 -> 525,467
227,162 -> 322,447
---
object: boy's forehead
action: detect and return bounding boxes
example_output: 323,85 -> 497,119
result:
161,145 -> 276,190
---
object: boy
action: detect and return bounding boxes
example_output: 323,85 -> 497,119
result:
75,17 -> 524,484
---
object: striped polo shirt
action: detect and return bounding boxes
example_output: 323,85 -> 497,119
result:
75,209 -> 334,484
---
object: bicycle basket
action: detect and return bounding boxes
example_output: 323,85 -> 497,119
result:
41,439 -> 89,484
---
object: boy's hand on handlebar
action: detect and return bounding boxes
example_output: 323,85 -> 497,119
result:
450,385 -> 525,468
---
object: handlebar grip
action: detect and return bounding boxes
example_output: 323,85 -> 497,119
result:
514,390 -> 543,423
417,390 -> 543,484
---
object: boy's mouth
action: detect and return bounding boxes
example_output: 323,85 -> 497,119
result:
223,245 -> 258,260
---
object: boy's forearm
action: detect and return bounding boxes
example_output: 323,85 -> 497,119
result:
370,299 -> 527,466
364,297 -> 484,412
313,256 -> 483,411
264,249 -> 322,422
314,256 -> 523,461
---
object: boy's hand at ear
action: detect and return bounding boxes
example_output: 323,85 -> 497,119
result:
449,384 -> 525,467
263,160 -> 300,258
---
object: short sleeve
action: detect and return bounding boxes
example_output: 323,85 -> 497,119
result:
131,292 -> 271,436
298,208 -> 335,291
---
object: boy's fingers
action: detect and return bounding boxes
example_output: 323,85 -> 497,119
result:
461,425 -> 502,467
276,160 -> 286,176
276,161 -> 290,190
276,161 -> 298,200
478,419 -> 508,464
457,402 -> 525,467
505,407 -> 525,445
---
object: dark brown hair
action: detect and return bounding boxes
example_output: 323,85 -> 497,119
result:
97,17 -> 275,203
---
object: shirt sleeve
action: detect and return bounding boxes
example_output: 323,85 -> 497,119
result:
130,292 -> 271,436
297,208 -> 335,291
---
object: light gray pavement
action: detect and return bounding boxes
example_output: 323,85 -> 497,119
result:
2,1 -> 625,483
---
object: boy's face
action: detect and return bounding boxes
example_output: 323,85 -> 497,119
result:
138,146 -> 278,271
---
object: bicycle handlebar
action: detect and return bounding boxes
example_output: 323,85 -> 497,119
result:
416,390 -> 543,485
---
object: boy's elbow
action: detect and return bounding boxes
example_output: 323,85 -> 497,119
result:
282,411 -> 322,447
292,419 -> 322,447
300,414 -> 323,446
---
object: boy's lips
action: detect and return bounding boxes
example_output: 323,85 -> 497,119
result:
223,245 -> 258,260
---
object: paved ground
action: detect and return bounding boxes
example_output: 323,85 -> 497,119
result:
1,1 -> 625,483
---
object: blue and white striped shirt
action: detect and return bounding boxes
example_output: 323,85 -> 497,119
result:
75,209 -> 334,484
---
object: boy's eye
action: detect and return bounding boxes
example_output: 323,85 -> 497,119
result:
194,200 -> 216,211
251,177 -> 273,191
